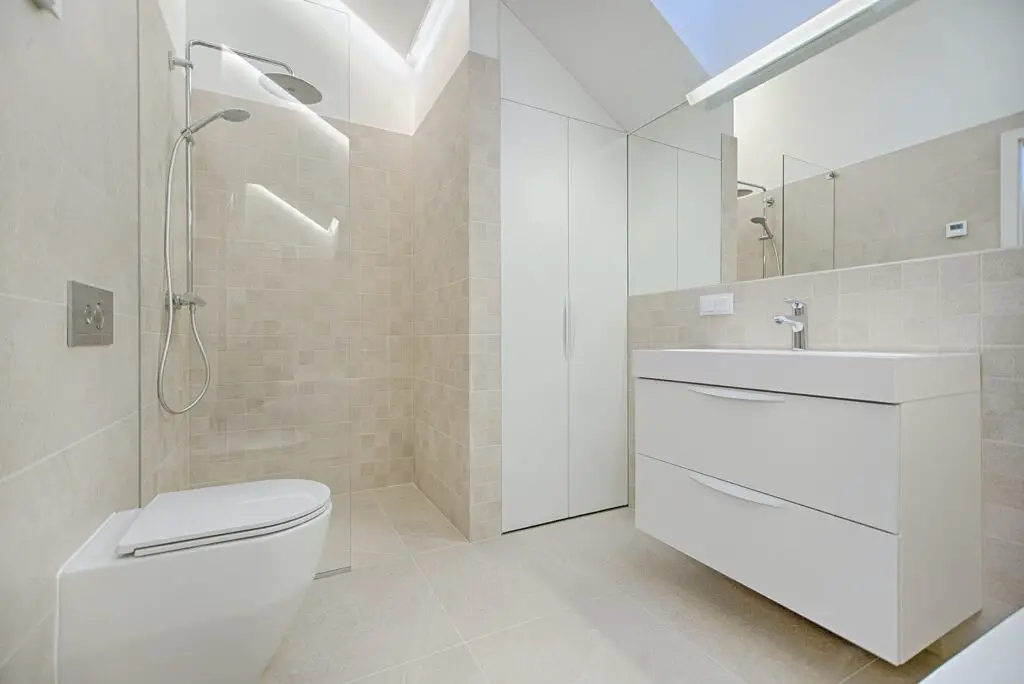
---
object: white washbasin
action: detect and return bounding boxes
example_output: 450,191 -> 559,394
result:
633,348 -> 980,403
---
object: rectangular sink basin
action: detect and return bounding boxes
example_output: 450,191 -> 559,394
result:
633,349 -> 980,403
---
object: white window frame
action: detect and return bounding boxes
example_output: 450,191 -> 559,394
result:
1000,128 -> 1024,249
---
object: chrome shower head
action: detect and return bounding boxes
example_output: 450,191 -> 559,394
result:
183,108 -> 251,138
259,72 -> 323,105
751,216 -> 776,240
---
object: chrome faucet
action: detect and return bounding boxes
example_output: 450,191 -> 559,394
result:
773,298 -> 807,351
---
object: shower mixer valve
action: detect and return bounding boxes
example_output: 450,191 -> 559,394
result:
171,292 -> 207,310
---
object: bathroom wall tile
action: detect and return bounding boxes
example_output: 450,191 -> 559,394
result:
0,299 -> 138,480
0,414 -> 137,666
185,92 -> 416,507
986,538 -> 1024,606
0,613 -> 55,684
412,53 -> 501,539
983,314 -> 1024,345
939,253 -> 981,288
985,504 -> 1024,546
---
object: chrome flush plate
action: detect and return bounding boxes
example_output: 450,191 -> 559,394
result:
67,281 -> 114,347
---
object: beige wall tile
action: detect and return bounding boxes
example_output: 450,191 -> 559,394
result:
0,0 -> 142,676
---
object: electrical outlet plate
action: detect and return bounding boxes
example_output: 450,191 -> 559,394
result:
946,220 -> 968,239
699,293 -> 734,316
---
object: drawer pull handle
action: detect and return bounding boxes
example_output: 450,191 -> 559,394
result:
687,386 -> 784,403
688,472 -> 785,508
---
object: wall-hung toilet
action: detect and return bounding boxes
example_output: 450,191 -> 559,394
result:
57,479 -> 331,684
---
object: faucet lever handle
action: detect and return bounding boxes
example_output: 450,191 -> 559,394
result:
783,298 -> 806,315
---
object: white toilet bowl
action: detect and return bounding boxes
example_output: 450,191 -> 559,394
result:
57,479 -> 331,684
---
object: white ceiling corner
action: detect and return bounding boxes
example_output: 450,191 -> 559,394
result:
343,0 -> 432,55
499,3 -> 621,130
501,0 -> 709,132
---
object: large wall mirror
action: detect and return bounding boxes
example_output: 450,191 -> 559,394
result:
628,0 -> 1024,295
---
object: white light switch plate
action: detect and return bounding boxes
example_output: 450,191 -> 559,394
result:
946,220 -> 968,238
699,293 -> 734,316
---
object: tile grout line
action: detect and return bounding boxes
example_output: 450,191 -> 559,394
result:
0,411 -> 139,487
835,657 -> 878,684
409,552 -> 496,684
620,582 -> 755,684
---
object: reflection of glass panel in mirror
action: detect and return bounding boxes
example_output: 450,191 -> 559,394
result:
782,155 -> 835,276
627,103 -> 733,295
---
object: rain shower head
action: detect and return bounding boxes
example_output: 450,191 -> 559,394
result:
259,72 -> 323,106
183,108 -> 251,138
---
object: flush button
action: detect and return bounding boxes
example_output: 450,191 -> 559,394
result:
68,281 -> 113,347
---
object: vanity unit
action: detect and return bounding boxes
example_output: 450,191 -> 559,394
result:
633,349 -> 982,665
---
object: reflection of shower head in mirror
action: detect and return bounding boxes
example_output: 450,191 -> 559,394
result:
750,216 -> 775,240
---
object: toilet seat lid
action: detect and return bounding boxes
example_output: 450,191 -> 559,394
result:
117,479 -> 331,556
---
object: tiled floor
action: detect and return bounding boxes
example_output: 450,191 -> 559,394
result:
264,484 -> 945,684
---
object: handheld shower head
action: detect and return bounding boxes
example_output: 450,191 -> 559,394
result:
183,108 -> 251,138
750,216 -> 776,240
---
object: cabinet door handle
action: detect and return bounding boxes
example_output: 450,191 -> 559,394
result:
687,386 -> 785,403
567,296 -> 576,359
688,472 -> 785,508
562,297 -> 569,360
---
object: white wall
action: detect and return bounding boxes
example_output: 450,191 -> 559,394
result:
470,0 -> 500,58
629,137 -> 678,294
502,0 -> 708,132
498,2 -> 620,130
188,0 -> 416,133
158,0 -> 187,54
413,0 -> 471,129
633,101 -> 733,160
735,0 -> 1024,188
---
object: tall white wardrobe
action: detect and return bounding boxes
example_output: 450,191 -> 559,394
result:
500,100 -> 628,532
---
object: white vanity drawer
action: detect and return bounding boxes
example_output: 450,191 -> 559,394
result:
635,455 -> 899,663
635,379 -> 900,532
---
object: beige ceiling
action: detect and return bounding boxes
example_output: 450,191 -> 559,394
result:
343,0 -> 431,55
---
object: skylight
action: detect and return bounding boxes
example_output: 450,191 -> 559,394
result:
651,0 -> 843,77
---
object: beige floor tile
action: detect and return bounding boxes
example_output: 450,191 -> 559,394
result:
415,537 -> 593,641
624,549 -> 874,684
352,492 -> 407,556
348,646 -> 488,684
468,593 -> 745,684
262,559 -> 462,684
840,652 -> 945,684
271,490 -> 941,684
374,484 -> 468,553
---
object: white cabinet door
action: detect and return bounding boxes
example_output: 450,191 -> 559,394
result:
567,120 -> 628,516
676,149 -> 722,289
627,136 -> 678,295
501,101 -> 570,532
